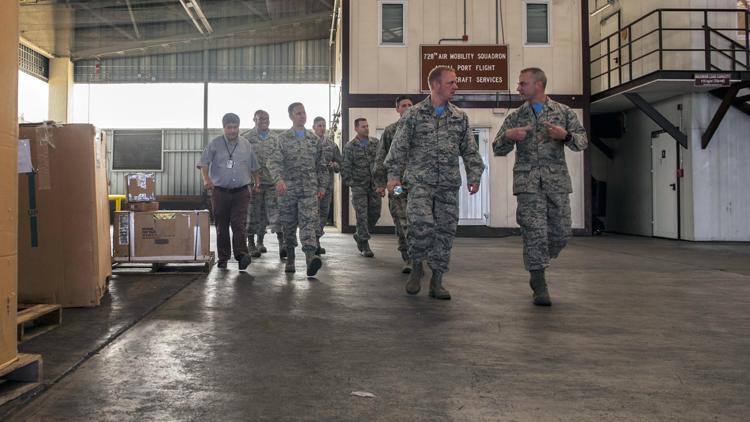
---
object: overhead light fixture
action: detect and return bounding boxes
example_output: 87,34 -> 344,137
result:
590,0 -> 615,17
179,0 -> 214,35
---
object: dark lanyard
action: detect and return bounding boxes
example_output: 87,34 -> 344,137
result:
223,136 -> 239,159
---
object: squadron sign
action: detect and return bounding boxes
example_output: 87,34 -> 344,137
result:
420,44 -> 509,92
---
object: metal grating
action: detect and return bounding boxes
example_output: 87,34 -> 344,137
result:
18,44 -> 49,81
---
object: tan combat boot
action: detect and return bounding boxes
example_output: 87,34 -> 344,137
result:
284,247 -> 295,273
529,269 -> 551,306
405,260 -> 424,295
429,271 -> 451,300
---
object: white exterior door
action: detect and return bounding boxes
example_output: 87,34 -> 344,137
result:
651,131 -> 679,239
458,128 -> 490,225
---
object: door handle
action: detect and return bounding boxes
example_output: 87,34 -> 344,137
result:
669,183 -> 676,191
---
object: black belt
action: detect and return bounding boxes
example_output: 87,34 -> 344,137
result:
214,185 -> 248,193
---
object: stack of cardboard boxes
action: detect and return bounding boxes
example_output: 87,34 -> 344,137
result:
124,172 -> 159,212
1,0 -> 19,369
114,173 -> 211,263
17,124 -> 112,308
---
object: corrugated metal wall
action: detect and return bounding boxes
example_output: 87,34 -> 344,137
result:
106,129 -> 223,197
76,39 -> 331,83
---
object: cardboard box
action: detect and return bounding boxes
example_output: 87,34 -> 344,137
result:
18,124 -> 111,308
113,210 -> 210,261
0,0 -> 20,369
126,201 -> 159,212
0,256 -> 17,371
126,172 -> 156,202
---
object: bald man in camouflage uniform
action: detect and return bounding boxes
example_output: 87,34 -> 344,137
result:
242,110 -> 283,259
267,102 -> 327,276
493,67 -> 588,306
313,116 -> 342,255
385,66 -> 485,300
374,95 -> 414,274
342,117 -> 382,258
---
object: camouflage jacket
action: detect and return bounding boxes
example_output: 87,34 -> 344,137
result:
384,96 -> 484,188
373,120 -> 400,189
320,135 -> 342,185
493,98 -> 587,194
266,129 -> 326,193
342,136 -> 379,189
240,128 -> 276,186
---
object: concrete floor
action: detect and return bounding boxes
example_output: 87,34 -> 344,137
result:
7,232 -> 750,421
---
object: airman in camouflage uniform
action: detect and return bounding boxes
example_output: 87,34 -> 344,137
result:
385,66 -> 485,300
313,116 -> 342,255
374,95 -> 414,273
493,67 -> 588,306
241,110 -> 283,259
266,102 -> 327,276
342,117 -> 382,258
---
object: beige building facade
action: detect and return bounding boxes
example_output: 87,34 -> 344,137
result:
340,0 -> 591,234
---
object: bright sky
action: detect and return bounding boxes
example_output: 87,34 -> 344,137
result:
70,83 -> 338,129
17,71 -> 49,123
17,73 -> 338,129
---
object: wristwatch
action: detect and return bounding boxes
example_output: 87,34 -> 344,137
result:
564,132 -> 573,143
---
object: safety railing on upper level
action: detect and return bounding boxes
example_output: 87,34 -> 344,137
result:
590,8 -> 750,94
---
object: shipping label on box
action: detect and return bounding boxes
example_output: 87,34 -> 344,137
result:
126,172 -> 156,202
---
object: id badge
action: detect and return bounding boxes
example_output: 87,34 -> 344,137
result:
226,159 -> 234,169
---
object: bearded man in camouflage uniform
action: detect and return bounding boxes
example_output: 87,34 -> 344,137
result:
342,118 -> 382,258
267,102 -> 327,276
374,95 -> 414,273
241,110 -> 283,259
493,67 -> 588,306
385,66 -> 485,300
313,116 -> 342,255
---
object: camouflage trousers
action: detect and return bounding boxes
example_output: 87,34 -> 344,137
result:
279,187 -> 318,253
351,186 -> 381,241
516,192 -> 571,271
388,191 -> 409,253
317,182 -> 333,238
406,184 -> 459,273
246,184 -> 280,235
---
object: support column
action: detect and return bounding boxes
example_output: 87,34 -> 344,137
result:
0,0 -> 19,368
48,57 -> 74,123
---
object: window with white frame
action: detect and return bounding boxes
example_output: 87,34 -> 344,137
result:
380,1 -> 406,46
525,1 -> 550,45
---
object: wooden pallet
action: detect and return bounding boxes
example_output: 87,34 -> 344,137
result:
17,304 -> 62,343
0,354 -> 43,407
112,252 -> 215,274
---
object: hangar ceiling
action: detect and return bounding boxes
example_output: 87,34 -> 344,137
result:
19,0 -> 335,60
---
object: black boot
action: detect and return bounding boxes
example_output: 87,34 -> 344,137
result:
429,270 -> 451,300
284,247 -> 295,273
353,234 -> 363,252
248,235 -> 261,258
405,260 -> 424,295
257,232 -> 267,253
361,240 -> 374,258
238,253 -> 252,271
278,232 -> 287,259
529,269 -> 551,306
316,236 -> 326,255
305,250 -> 322,277
400,250 -> 412,274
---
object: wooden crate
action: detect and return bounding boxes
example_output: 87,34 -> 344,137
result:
17,304 -> 62,343
0,354 -> 42,407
